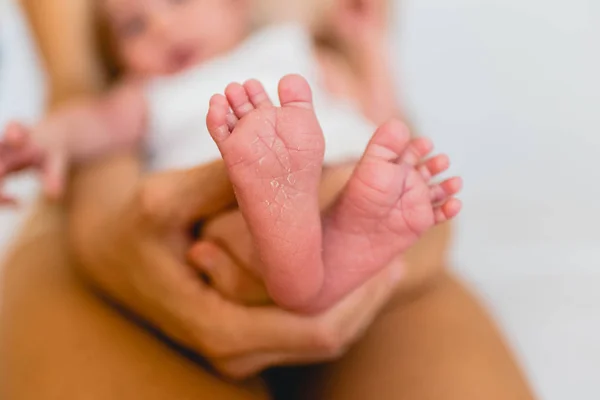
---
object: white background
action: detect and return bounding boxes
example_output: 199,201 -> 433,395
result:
396,1 -> 599,399
1,0 -> 599,398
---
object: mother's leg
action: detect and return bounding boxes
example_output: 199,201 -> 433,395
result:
265,223 -> 535,400
307,270 -> 535,400
0,203 -> 268,400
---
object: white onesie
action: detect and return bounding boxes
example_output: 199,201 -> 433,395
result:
145,24 -> 375,172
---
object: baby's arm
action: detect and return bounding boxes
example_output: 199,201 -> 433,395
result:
0,83 -> 147,201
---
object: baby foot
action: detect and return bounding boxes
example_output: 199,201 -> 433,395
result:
207,75 -> 326,308
317,120 -> 462,308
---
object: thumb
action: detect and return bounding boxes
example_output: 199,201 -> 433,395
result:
142,160 -> 236,227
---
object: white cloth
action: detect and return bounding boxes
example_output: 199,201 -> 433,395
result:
145,24 -> 375,172
0,0 -> 45,259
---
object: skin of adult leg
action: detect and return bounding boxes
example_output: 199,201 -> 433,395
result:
271,273 -> 536,400
0,203 -> 269,400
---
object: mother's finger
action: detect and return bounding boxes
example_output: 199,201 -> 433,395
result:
187,240 -> 270,305
201,210 -> 256,273
210,259 -> 402,357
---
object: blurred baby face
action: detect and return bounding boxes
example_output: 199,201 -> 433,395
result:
103,0 -> 249,77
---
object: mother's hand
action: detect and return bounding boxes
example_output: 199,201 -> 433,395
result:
68,157 -> 401,379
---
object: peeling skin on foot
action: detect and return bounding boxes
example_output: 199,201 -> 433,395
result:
270,183 -> 295,216
264,200 -> 275,215
286,174 -> 296,185
274,184 -> 291,204
272,139 -> 292,171
265,190 -> 293,218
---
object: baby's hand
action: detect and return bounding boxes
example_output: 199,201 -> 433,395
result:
0,121 -> 68,204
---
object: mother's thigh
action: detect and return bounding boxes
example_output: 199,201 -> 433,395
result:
305,272 -> 535,400
0,204 -> 267,400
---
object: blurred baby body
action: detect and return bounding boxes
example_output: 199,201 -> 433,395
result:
0,0 -> 373,200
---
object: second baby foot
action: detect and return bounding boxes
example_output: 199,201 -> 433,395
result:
207,74 -> 326,308
315,120 -> 462,309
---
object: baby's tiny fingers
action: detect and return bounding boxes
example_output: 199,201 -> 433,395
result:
433,198 -> 462,223
398,137 -> 433,166
418,154 -> 450,181
430,177 -> 463,204
4,122 -> 29,148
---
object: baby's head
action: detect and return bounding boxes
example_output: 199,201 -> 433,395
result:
101,0 -> 250,78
